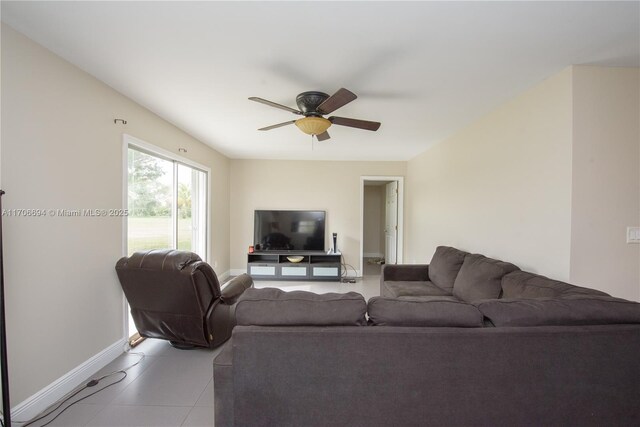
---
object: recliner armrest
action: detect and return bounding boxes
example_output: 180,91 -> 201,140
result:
220,273 -> 253,305
381,264 -> 430,282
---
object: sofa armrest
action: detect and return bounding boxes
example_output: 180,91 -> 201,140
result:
221,273 -> 253,305
381,264 -> 430,282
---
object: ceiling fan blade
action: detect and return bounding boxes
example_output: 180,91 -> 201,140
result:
258,120 -> 296,131
329,116 -> 381,131
316,131 -> 331,141
249,97 -> 302,115
317,88 -> 357,114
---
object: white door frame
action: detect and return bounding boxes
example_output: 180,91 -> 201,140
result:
360,176 -> 404,276
384,181 -> 399,264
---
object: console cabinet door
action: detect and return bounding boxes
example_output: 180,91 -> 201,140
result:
279,265 -> 309,279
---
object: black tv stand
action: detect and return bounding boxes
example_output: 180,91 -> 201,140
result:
247,251 -> 342,281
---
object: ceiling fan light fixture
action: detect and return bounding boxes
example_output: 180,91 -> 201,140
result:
295,116 -> 331,135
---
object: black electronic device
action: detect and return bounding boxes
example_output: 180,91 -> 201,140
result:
254,210 -> 326,252
332,232 -> 338,254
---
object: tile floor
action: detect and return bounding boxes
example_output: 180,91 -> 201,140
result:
18,259 -> 382,427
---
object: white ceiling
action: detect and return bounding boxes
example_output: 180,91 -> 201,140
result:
2,1 -> 638,161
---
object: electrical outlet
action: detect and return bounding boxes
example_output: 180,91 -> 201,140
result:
626,227 -> 640,244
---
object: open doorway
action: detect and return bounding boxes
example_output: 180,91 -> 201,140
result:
360,176 -> 404,277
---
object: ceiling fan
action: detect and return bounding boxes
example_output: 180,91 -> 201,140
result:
249,88 -> 381,141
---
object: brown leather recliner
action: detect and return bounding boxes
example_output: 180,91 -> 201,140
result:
115,249 -> 253,349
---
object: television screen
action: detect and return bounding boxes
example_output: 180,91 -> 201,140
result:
254,210 -> 326,251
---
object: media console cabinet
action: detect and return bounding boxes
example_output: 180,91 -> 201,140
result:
247,251 -> 342,281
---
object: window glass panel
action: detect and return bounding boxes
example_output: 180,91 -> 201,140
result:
127,148 -> 174,254
177,163 -> 207,256
177,164 -> 193,251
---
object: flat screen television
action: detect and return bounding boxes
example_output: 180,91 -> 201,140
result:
254,210 -> 326,252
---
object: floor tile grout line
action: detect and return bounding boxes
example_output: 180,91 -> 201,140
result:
192,377 -> 213,408
80,402 -> 108,427
112,352 -> 160,392
83,404 -> 195,427
73,353 -> 162,426
180,405 -> 201,427
87,353 -> 161,408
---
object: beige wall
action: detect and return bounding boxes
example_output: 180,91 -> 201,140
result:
406,68 -> 574,279
229,160 -> 406,273
363,185 -> 385,257
1,24 -> 230,404
570,66 -> 640,300
406,66 -> 640,300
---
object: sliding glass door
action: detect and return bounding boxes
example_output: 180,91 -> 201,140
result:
126,142 -> 208,341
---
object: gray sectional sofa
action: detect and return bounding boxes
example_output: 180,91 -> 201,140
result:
214,247 -> 640,427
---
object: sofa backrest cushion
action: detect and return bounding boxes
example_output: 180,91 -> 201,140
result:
367,296 -> 484,327
428,246 -> 469,292
476,296 -> 640,327
452,254 -> 519,302
501,270 -> 609,299
235,288 -> 367,326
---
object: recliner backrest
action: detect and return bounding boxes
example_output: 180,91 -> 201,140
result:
116,249 -> 221,347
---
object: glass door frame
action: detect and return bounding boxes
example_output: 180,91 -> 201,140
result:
121,134 -> 211,341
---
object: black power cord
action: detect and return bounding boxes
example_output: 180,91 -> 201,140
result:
13,349 -> 144,427
18,371 -> 127,427
340,254 -> 358,283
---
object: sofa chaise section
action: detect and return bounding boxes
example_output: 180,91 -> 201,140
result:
380,245 -> 468,298
381,246 -> 521,303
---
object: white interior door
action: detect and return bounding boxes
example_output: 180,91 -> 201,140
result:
385,181 -> 398,264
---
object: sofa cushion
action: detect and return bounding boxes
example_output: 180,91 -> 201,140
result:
381,264 -> 430,282
367,296 -> 484,327
428,246 -> 469,292
381,280 -> 451,298
235,288 -> 367,326
397,295 -> 460,302
502,270 -> 609,299
453,254 -> 519,302
476,296 -> 640,327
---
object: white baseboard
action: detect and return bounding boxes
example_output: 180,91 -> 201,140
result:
363,252 -> 384,258
12,338 -> 126,422
229,268 -> 247,277
218,269 -> 230,282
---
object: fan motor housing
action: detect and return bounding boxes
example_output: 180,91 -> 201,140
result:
296,91 -> 329,115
